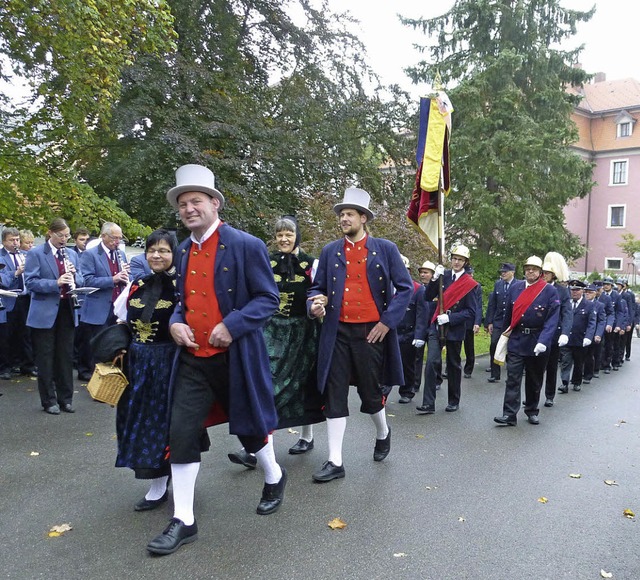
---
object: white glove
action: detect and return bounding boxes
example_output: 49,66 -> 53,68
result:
533,343 -> 547,356
433,264 -> 445,280
557,334 -> 568,347
582,338 -> 592,347
412,339 -> 425,348
437,313 -> 449,325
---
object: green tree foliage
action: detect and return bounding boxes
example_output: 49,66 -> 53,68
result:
401,0 -> 595,266
83,0 -> 416,242
0,0 -> 175,235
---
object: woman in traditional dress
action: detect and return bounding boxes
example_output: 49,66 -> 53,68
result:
228,217 -> 324,468
114,229 -> 178,510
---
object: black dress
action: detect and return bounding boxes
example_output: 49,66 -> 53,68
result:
265,250 -> 324,429
115,270 -> 177,479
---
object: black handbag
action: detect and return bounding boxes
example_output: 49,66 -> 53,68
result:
90,323 -> 133,363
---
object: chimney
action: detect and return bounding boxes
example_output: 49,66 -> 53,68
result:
594,72 -> 606,83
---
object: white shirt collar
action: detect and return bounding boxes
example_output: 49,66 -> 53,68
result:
190,219 -> 220,249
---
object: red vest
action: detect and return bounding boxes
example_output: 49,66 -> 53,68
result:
339,236 -> 378,323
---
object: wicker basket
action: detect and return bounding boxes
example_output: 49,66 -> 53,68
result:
87,355 -> 129,406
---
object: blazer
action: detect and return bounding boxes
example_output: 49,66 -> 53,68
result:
170,224 -> 279,438
424,270 -> 478,342
598,292 -> 615,328
308,235 -> 413,393
551,282 -> 573,339
485,278 -> 515,331
129,254 -> 152,281
0,247 -> 27,312
79,244 -> 128,325
504,281 -> 560,356
397,280 -> 422,343
567,298 -> 597,346
24,243 -> 84,329
590,299 -> 606,340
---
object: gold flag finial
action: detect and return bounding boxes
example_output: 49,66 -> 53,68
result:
433,71 -> 444,91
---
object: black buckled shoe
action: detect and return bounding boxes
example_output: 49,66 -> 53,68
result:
135,490 -> 169,512
256,468 -> 287,515
147,518 -> 198,555
227,449 -> 257,469
373,426 -> 391,462
312,461 -> 345,483
416,405 -> 435,415
494,415 -> 517,426
288,439 -> 314,455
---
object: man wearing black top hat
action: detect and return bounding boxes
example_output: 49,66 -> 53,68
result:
484,262 -> 516,383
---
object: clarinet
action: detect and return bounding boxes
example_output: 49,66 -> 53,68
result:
113,247 -> 129,287
59,247 -> 81,309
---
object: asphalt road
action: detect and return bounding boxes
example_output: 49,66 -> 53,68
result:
1,349 -> 639,580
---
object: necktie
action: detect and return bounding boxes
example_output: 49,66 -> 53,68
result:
11,253 -> 19,268
573,300 -> 578,310
110,250 -> 116,263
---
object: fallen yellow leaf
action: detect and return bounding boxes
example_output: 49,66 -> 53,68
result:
538,497 -> 548,504
393,553 -> 407,558
604,480 -> 618,486
48,531 -> 61,538
48,523 -> 72,537
569,473 -> 582,479
328,517 -> 347,530
30,451 -> 40,456
623,509 -> 635,519
85,433 -> 93,437
387,413 -> 395,417
415,434 -> 425,439
600,570 -> 613,578
287,428 -> 299,434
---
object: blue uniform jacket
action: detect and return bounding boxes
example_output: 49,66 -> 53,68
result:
24,243 -> 84,329
424,270 -> 478,342
598,292 -> 614,328
485,278 -> 513,331
590,299 -> 606,339
567,298 -> 597,346
504,280 -> 560,356
621,289 -> 636,328
0,247 -> 27,312
551,282 -> 573,339
80,244 -> 129,325
308,235 -> 413,393
414,284 -> 435,342
397,281 -> 422,344
170,224 -> 280,438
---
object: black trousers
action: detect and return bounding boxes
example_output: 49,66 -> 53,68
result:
463,328 -> 475,375
170,351 -> 267,463
625,330 -> 633,359
324,322 -> 385,418
583,340 -> 602,380
612,332 -> 625,367
76,311 -> 117,377
503,352 -> 548,419
488,328 -> 503,380
444,339 -> 463,406
544,340 -> 561,400
420,333 -> 443,409
602,331 -> 614,370
398,341 -> 417,398
6,295 -> 34,371
31,300 -> 75,408
560,345 -> 587,386
413,343 -> 425,393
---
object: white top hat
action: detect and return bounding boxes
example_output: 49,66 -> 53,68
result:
333,187 -> 375,221
166,164 -> 225,210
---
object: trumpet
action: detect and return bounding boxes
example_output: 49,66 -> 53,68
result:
59,247 -> 81,310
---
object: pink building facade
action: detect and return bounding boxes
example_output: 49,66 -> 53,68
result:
565,76 -> 640,280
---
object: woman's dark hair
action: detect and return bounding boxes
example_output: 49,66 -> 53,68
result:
145,229 -> 178,254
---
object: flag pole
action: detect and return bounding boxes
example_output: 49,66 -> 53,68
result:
437,166 -> 446,346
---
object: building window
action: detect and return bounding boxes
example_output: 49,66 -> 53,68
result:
608,205 -> 626,228
605,258 -> 623,271
610,160 -> 628,185
618,122 -> 631,137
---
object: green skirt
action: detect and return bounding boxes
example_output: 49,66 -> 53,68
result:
264,315 -> 325,429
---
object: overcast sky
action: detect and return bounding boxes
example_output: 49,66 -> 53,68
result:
333,0 -> 640,98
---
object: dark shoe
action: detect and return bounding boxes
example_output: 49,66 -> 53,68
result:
572,385 -> 581,392
373,426 -> 391,461
442,372 -> 448,379
147,518 -> 198,555
485,367 -> 492,373
21,367 -> 38,377
227,449 -> 257,469
256,468 -> 287,515
78,374 -> 92,382
487,377 -> 498,383
398,396 -> 412,404
313,461 -> 345,483
464,373 -> 472,379
416,405 -> 435,415
625,356 -> 631,361
44,404 -> 61,415
612,366 -> 619,371
544,398 -> 554,408
61,403 -> 75,413
445,404 -> 459,412
288,439 -> 314,455
135,490 -> 169,512
583,379 -> 591,384
527,415 -> 540,425
558,386 -> 569,394
593,373 -> 600,379
494,415 -> 517,426
0,372 -> 11,380
603,369 -> 610,374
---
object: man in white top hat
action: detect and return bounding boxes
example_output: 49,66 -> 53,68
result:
146,164 -> 284,556
308,187 -> 412,482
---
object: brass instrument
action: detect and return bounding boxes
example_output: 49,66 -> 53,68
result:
59,247 -> 81,309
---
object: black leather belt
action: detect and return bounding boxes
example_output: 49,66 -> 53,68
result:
519,326 -> 541,335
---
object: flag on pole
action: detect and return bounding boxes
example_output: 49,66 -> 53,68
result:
407,92 -> 452,251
